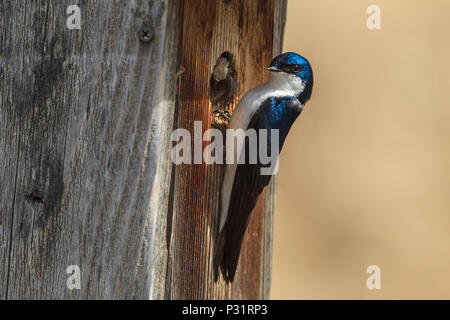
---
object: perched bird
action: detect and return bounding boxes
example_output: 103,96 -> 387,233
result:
214,52 -> 314,282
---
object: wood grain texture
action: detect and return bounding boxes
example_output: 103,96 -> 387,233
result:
261,0 -> 287,299
0,0 -> 286,299
166,0 -> 286,299
0,0 -> 180,299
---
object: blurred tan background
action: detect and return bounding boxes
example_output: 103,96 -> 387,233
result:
272,0 -> 450,299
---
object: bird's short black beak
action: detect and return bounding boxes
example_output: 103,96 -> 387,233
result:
267,66 -> 281,72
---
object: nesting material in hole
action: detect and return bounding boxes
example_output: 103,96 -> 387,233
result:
210,52 -> 239,128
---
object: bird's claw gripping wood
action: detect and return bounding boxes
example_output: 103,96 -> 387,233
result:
211,121 -> 222,130
213,109 -> 232,121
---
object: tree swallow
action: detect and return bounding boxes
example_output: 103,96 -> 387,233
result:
214,52 -> 314,282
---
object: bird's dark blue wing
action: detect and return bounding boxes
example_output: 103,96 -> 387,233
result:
220,96 -> 303,282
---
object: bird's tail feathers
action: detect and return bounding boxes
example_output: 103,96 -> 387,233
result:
214,224 -> 227,282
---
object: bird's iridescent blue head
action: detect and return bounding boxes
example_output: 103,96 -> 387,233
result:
268,52 -> 313,104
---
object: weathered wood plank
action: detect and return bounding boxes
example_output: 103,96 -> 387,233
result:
0,0 -> 180,299
0,0 -> 286,299
166,0 -> 286,299
261,0 -> 287,299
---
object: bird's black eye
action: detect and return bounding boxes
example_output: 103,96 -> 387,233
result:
291,65 -> 303,73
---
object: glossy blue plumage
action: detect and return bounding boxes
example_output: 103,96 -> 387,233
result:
257,96 -> 303,152
269,52 -> 313,104
269,52 -> 313,83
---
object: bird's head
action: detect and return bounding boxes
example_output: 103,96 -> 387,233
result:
268,52 -> 313,104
